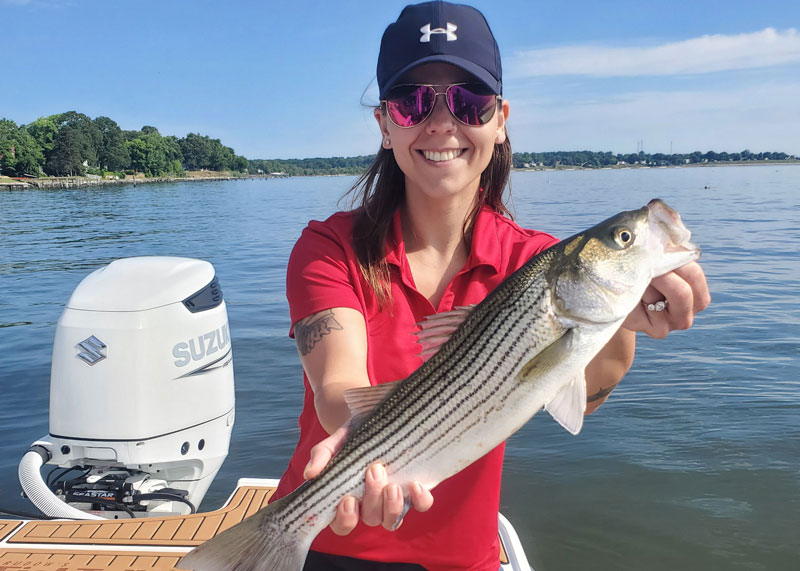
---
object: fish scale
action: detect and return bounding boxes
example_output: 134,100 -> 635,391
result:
178,199 -> 701,571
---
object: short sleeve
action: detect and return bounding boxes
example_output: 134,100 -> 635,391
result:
286,218 -> 363,337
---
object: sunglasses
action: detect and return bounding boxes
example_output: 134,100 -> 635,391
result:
382,83 -> 500,128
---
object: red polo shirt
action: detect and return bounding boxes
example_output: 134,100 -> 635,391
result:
275,205 -> 557,571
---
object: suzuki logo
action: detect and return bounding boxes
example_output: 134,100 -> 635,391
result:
420,22 -> 457,42
76,335 -> 107,365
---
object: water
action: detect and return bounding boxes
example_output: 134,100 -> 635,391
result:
1,165 -> 798,570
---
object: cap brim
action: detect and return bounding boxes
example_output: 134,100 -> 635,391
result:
379,54 -> 502,99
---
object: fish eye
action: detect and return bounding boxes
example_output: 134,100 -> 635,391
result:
613,227 -> 634,247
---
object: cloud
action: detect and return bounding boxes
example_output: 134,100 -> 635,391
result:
509,28 -> 800,77
508,82 -> 800,155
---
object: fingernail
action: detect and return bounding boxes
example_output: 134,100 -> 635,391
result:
412,482 -> 422,495
370,464 -> 385,481
343,496 -> 356,514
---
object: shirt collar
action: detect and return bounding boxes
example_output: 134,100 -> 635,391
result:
384,205 -> 502,275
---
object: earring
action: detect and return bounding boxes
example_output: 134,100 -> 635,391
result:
383,138 -> 391,148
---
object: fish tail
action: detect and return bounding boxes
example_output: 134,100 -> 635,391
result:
177,492 -> 311,571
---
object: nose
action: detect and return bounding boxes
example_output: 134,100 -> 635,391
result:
425,93 -> 457,133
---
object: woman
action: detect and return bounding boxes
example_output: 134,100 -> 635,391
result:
274,2 -> 710,570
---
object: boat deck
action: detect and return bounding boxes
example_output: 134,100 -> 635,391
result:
0,479 -> 515,570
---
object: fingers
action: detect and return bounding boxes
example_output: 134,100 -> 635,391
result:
623,262 -> 711,339
304,424 -> 348,480
674,261 -> 711,313
361,464 -> 401,528
381,482 -> 405,530
330,463 -> 434,535
330,496 -> 359,536
409,481 -> 434,512
650,272 -> 694,333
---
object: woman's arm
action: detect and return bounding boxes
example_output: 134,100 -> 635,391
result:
296,307 -> 434,535
295,307 -> 370,433
584,327 -> 635,414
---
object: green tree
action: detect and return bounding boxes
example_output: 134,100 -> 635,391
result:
25,116 -> 59,158
0,119 -> 44,176
47,126 -> 86,176
163,135 -> 184,166
179,133 -> 212,170
52,111 -> 101,167
127,135 -> 167,176
231,155 -> 249,173
125,130 -> 184,176
94,116 -> 130,171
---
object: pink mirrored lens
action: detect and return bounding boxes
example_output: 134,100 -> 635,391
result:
446,85 -> 497,126
385,85 -> 436,127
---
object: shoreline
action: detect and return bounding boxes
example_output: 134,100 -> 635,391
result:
0,172 -> 278,191
2,160 -> 797,190
513,159 -> 800,172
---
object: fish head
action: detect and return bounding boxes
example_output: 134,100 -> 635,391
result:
549,198 -> 701,324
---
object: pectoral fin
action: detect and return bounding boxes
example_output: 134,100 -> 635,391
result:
516,331 -> 586,435
543,373 -> 586,435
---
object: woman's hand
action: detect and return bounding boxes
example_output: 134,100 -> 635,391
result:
622,261 -> 711,337
303,425 -> 434,535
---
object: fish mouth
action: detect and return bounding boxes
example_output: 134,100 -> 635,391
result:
647,198 -> 700,257
645,199 -> 701,279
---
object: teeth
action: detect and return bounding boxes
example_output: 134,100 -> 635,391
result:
423,149 -> 461,162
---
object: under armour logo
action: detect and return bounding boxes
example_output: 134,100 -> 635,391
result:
420,22 -> 457,42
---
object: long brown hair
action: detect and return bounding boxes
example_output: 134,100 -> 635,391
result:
345,110 -> 514,307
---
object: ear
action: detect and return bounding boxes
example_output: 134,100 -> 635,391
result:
374,107 -> 391,140
495,99 -> 510,144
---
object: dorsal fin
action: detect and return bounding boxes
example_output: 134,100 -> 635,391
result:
343,381 -> 401,421
415,305 -> 475,361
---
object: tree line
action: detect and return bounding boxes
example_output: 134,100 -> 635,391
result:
247,148 -> 796,176
0,112 -> 248,178
246,156 -> 376,177
2,111 -> 795,179
512,149 -> 794,168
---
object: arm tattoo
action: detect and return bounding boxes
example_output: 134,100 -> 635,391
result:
295,309 -> 344,356
587,383 -> 619,403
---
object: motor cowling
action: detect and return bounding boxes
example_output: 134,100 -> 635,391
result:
42,257 -> 235,515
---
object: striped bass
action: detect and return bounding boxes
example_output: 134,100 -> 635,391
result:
178,199 -> 701,571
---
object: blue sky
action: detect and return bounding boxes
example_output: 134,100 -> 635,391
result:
2,0 -> 799,159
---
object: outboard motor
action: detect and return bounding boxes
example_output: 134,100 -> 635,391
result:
19,257 -> 235,518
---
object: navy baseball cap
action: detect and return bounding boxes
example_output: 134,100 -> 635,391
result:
377,1 -> 502,99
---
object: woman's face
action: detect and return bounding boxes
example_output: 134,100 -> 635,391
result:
375,63 -> 509,206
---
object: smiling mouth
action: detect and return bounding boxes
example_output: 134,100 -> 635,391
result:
421,149 -> 465,162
